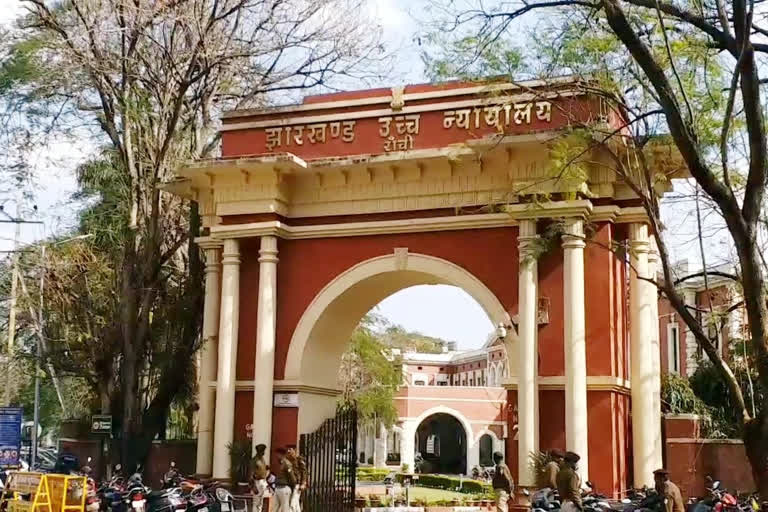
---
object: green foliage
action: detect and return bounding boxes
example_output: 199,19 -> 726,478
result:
395,473 -> 492,494
340,320 -> 402,428
689,362 -> 762,438
422,35 -> 523,81
662,373 -> 710,415
356,467 -> 391,481
340,313 -> 454,428
228,439 -> 254,483
529,451 -> 556,489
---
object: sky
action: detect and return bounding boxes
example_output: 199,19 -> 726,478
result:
0,0 -> 726,350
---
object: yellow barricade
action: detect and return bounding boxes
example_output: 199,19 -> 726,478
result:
1,472 -> 85,512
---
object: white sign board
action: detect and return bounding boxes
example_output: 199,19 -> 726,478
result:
273,393 -> 299,408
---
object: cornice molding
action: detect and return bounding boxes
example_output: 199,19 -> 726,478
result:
502,375 -> 630,395
505,200 -> 593,220
208,213 -> 517,240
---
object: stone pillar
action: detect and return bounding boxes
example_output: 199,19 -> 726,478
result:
629,224 -> 655,488
562,219 -> 589,479
647,238 -> 663,471
212,238 -> 241,479
196,244 -> 221,476
252,236 -> 278,456
374,423 -> 388,468
400,421 -> 416,472
517,219 -> 539,486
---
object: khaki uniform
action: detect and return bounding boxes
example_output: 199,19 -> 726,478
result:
556,466 -> 582,510
290,455 -> 308,512
250,456 -> 268,512
274,459 -> 296,512
545,461 -> 560,489
492,462 -> 514,512
657,481 -> 685,512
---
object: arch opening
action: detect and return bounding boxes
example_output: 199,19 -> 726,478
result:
285,252 -> 515,437
415,413 -> 467,475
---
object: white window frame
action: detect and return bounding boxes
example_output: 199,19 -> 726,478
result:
667,322 -> 680,374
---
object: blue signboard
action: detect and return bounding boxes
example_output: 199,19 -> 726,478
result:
0,407 -> 22,469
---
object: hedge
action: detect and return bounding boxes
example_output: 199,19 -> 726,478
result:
356,468 -> 391,482
394,473 -> 491,494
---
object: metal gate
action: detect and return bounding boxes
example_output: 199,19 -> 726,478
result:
299,404 -> 357,512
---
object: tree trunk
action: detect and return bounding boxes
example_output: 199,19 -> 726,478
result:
744,413 -> 768,499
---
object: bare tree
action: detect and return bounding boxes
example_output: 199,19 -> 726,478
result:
422,0 -> 768,494
6,0 -> 386,468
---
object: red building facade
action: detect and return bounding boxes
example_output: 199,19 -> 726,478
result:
166,79 -> 682,495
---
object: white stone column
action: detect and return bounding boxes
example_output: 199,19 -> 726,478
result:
562,219 -> 589,479
374,423 -> 388,468
629,224 -> 655,488
400,421 -> 416,472
212,238 -> 241,479
647,239 -> 663,472
252,236 -> 278,457
517,219 -> 539,487
196,244 -> 221,476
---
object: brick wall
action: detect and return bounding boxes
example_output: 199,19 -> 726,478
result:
663,415 -> 754,498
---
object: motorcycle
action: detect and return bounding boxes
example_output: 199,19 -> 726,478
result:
690,479 -> 739,512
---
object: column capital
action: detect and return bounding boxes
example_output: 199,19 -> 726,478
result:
561,218 -> 586,250
628,223 -> 650,254
222,238 -> 240,266
647,238 -> 659,264
258,235 -> 279,264
204,249 -> 221,274
518,219 -> 540,256
196,236 -> 224,250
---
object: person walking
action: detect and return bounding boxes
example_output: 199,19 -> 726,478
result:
556,452 -> 583,512
250,444 -> 269,512
273,448 -> 296,512
654,469 -> 685,512
545,449 -> 565,490
286,445 -> 307,512
491,451 -> 514,512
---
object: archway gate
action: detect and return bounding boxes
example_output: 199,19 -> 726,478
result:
166,78 -> 685,495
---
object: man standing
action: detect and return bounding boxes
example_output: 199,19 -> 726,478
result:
545,449 -> 565,490
491,451 -> 514,512
273,448 -> 296,512
286,445 -> 308,512
654,469 -> 685,512
556,452 -> 582,512
250,444 -> 269,512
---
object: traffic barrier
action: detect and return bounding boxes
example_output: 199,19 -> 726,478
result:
0,472 -> 86,512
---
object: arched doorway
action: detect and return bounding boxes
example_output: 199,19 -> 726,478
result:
283,251 -> 515,472
416,413 -> 467,475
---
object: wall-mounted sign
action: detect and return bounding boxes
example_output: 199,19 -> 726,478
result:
273,393 -> 299,408
0,407 -> 22,469
91,415 -> 112,435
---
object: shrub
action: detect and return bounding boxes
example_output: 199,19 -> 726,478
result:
356,468 -> 390,482
529,450 -> 555,489
394,473 -> 491,494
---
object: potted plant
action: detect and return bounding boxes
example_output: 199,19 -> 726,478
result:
227,439 -> 253,491
355,494 -> 367,508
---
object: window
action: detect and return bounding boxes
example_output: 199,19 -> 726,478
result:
479,434 -> 494,466
414,380 -> 426,386
667,323 -> 680,374
438,381 -> 447,386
